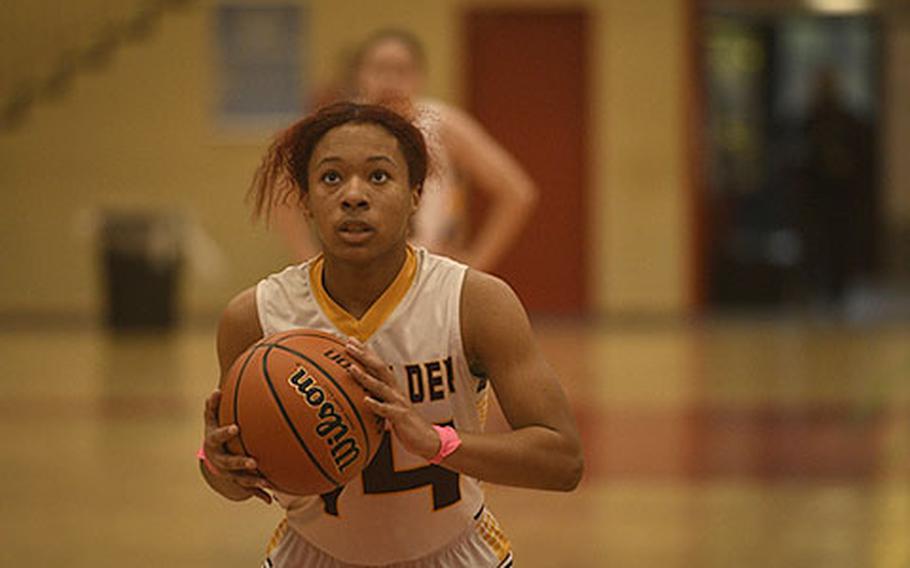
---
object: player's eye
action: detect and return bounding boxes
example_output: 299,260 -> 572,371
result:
369,170 -> 390,184
320,170 -> 342,185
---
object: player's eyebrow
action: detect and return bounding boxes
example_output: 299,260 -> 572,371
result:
316,156 -> 343,167
316,156 -> 396,167
366,155 -> 396,166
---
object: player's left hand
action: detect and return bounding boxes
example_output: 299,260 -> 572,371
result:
345,338 -> 441,461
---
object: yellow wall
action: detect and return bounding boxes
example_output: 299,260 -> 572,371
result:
0,0 -> 693,319
599,1 -> 693,314
0,2 -> 280,317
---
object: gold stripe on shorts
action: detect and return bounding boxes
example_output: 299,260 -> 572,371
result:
476,508 -> 511,562
265,518 -> 288,557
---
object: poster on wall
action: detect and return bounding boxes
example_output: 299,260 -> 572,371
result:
214,2 -> 306,131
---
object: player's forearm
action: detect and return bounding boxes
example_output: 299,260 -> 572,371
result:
440,426 -> 583,491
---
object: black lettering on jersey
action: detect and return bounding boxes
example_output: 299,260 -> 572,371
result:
444,356 -> 456,394
405,356 -> 456,404
362,429 -> 461,510
426,361 -> 445,401
320,424 -> 462,517
406,364 -> 424,403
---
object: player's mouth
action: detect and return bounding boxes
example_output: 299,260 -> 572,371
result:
336,220 -> 375,245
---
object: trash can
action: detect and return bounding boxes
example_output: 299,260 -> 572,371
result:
100,211 -> 182,330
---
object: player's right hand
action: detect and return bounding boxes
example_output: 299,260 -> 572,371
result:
202,389 -> 273,504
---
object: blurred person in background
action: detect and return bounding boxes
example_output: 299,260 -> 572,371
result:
798,68 -> 876,306
273,29 -> 538,271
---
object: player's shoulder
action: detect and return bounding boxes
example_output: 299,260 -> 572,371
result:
461,269 -> 527,328
217,286 -> 263,375
462,268 -> 511,298
220,286 -> 259,336
220,261 -> 309,345
459,269 -> 533,366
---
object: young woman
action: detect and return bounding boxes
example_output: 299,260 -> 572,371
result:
201,102 -> 582,567
273,29 -> 538,272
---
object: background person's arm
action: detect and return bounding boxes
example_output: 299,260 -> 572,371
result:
440,104 -> 538,272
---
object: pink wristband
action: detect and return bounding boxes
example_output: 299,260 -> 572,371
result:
429,425 -> 461,465
197,445 -> 221,476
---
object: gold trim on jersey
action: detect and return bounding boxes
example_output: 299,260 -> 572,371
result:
264,518 -> 288,557
476,508 -> 512,562
476,389 -> 490,427
309,247 -> 417,342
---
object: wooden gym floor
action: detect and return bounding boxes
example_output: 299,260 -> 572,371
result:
1,319 -> 907,567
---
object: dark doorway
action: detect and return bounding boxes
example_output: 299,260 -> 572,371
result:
702,13 -> 881,308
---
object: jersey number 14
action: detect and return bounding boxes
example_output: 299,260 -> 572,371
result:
321,429 -> 461,515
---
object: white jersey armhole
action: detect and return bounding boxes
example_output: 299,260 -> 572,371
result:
454,266 -> 474,379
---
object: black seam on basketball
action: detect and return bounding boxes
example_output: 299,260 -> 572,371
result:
270,343 -> 373,460
260,344 -> 340,487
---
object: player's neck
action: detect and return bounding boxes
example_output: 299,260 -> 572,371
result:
321,245 -> 408,320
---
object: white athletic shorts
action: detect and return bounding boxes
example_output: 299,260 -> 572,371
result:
262,507 -> 513,568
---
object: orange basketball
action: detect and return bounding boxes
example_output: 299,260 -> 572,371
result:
219,329 -> 384,495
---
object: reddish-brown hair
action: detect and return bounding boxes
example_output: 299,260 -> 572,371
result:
249,101 -> 428,220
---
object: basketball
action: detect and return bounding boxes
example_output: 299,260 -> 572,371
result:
218,329 -> 384,495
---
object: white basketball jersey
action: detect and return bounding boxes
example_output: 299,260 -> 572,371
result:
255,247 -> 489,565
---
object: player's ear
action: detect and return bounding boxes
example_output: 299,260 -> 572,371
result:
410,185 -> 421,214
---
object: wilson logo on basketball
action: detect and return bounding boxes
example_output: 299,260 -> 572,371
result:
288,366 -> 361,473
323,348 -> 353,369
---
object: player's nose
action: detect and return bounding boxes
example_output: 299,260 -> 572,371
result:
341,176 -> 370,211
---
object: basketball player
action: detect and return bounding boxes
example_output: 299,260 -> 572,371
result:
200,102 -> 582,567
274,29 -> 537,272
